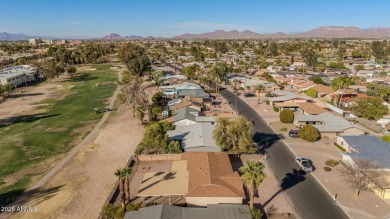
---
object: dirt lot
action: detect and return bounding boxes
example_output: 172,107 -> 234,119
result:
8,106 -> 143,219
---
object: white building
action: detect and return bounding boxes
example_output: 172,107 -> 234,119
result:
0,65 -> 37,86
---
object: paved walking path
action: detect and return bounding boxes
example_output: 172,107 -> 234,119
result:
2,69 -> 122,216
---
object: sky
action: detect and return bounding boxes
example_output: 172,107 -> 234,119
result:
1,0 -> 390,38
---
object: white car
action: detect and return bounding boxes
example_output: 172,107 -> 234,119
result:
295,157 -> 313,172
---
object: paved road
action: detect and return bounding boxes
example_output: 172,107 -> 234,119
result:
220,89 -> 349,219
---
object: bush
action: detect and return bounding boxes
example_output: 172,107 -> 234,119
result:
279,127 -> 287,132
279,109 -> 294,123
265,92 -> 273,97
273,106 -> 279,112
305,88 -> 317,98
334,142 -> 346,152
325,159 -> 339,167
382,135 -> 390,143
101,203 -> 141,219
298,125 -> 320,142
322,136 -> 329,140
250,207 -> 263,219
312,77 -> 324,84
323,166 -> 332,172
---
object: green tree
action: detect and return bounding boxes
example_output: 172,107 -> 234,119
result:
119,43 -> 151,76
114,168 -> 127,208
279,109 -> 294,123
239,160 -> 266,209
183,64 -> 199,79
312,77 -> 324,84
331,76 -> 353,107
212,117 -> 256,155
351,97 -> 387,120
135,122 -> 179,154
354,65 -> 364,71
134,106 -> 145,125
299,125 -> 320,142
305,88 -> 317,98
254,84 -> 265,106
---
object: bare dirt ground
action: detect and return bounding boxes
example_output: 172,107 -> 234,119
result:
0,78 -> 65,122
8,106 -> 144,219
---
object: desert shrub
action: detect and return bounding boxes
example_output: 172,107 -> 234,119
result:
238,87 -> 245,90
273,106 -> 279,112
323,166 -> 332,172
322,135 -> 329,140
334,142 -> 346,152
265,92 -> 273,97
279,127 -> 287,132
382,135 -> 390,143
265,100 -> 270,105
305,88 -> 317,98
298,125 -> 320,142
250,207 -> 263,219
325,159 -> 339,167
279,109 -> 294,123
101,203 -> 141,219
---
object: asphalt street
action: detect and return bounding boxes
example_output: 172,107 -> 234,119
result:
220,88 -> 349,219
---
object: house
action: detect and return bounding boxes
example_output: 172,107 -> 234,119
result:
268,90 -> 311,111
133,152 -> 245,207
177,89 -> 210,98
294,112 -> 365,138
356,70 -> 377,78
124,204 -> 251,219
167,123 -> 220,152
172,107 -> 201,126
182,152 -> 245,206
297,102 -> 328,115
310,84 -> 334,97
338,135 -> 390,199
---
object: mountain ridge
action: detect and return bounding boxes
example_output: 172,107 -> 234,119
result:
3,26 -> 390,41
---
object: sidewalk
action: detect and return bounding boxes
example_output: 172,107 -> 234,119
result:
238,94 -> 390,219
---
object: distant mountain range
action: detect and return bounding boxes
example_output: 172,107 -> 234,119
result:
173,26 -> 390,39
3,26 -> 390,41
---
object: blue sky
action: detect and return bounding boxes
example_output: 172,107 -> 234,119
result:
1,0 -> 390,37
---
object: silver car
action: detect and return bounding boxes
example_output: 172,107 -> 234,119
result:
295,157 -> 313,172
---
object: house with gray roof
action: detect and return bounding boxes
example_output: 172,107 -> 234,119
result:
269,90 -> 312,111
124,204 -> 251,219
294,112 -> 365,138
172,107 -> 200,126
167,123 -> 220,152
337,135 -> 390,170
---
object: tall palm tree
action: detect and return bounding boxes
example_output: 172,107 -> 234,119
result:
331,76 -> 353,107
122,167 -> 131,205
254,84 -> 265,106
246,85 -> 251,93
232,79 -> 239,90
115,168 -> 126,208
239,160 -> 266,209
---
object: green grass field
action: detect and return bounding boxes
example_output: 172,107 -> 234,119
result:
0,65 -> 117,206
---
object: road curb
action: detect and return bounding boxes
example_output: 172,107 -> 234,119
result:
240,94 -> 353,219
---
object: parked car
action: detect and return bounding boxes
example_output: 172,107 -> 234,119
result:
244,92 -> 255,97
289,130 -> 299,138
295,157 -> 313,172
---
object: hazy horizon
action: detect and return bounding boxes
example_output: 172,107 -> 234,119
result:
1,0 -> 390,38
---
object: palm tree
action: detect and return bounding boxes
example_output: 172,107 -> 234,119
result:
331,76 -> 353,107
254,84 -> 265,106
122,167 -> 131,205
134,106 -> 145,125
232,79 -> 239,90
239,160 -> 266,209
246,85 -> 251,93
115,168 -> 126,208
